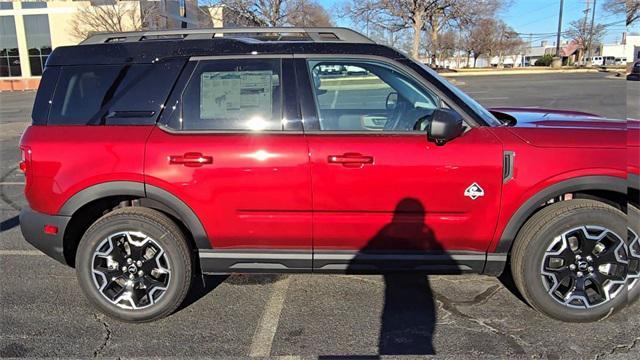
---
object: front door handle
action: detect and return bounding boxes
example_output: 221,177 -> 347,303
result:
328,153 -> 374,168
169,152 -> 213,167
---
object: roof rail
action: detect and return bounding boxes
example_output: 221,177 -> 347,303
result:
81,27 -> 375,45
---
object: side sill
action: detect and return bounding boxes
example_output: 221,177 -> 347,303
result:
198,250 -> 505,275
199,250 -> 312,274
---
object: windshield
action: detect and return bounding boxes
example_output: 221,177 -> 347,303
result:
408,61 -> 502,127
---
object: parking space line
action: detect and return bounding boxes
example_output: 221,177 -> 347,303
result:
249,275 -> 291,357
476,97 -> 510,100
0,250 -> 43,256
0,182 -> 25,185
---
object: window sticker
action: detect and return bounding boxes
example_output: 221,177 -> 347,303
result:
200,70 -> 274,120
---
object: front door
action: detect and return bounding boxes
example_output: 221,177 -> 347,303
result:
297,58 -> 504,272
145,57 -> 313,271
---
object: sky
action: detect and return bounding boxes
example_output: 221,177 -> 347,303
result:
316,0 -> 632,46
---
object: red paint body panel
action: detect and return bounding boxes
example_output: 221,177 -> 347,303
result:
629,120 -> 640,176
19,108 -> 632,256
19,125 -> 152,215
487,126 -> 626,252
144,127 -> 312,250
306,128 -> 503,252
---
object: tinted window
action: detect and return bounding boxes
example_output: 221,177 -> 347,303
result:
308,60 -> 439,132
48,60 -> 184,125
181,59 -> 283,131
31,67 -> 59,125
24,15 -> 52,76
21,2 -> 47,9
0,16 -> 21,77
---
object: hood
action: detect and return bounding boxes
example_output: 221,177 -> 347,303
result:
489,107 -> 626,148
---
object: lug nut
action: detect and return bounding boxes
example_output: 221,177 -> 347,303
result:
136,260 -> 143,267
138,270 -> 144,277
577,271 -> 584,277
129,274 -> 135,279
586,256 -> 593,262
588,266 -> 594,272
575,255 -> 582,261
121,266 -> 127,272
127,258 -> 133,264
569,264 -> 577,270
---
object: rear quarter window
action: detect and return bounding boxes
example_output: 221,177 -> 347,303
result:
45,59 -> 185,125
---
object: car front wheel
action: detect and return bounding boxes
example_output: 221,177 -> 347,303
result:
76,207 -> 192,322
511,199 -> 630,322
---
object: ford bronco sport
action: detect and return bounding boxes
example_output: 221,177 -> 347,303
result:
19,28 -> 640,323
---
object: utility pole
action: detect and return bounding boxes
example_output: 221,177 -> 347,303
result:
586,0 -> 597,63
555,0 -> 564,57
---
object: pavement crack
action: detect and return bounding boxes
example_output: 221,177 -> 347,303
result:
92,313 -> 112,357
434,285 -> 528,355
594,337 -> 640,359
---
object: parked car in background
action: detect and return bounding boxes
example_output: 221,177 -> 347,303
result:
587,56 -> 604,66
20,27 -> 639,324
614,57 -> 627,65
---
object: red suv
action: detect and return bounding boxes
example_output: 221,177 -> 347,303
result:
19,28 -> 639,323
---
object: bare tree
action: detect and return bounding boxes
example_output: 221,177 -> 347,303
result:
287,0 -> 332,27
492,21 -> 523,67
200,0 -> 331,27
565,19 -> 606,63
70,1 -> 163,41
339,0 -> 508,61
423,0 -> 505,65
603,0 -> 640,26
462,18 -> 497,67
340,0 -> 407,47
200,0 -> 298,26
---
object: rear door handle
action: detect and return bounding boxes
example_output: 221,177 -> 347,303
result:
328,153 -> 374,168
169,152 -> 213,167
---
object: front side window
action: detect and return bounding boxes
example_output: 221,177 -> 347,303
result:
181,59 -> 283,131
307,60 -> 439,132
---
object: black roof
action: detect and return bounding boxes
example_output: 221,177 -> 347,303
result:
46,28 -> 407,66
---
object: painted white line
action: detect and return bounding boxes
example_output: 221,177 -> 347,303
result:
249,275 -> 291,357
0,182 -> 25,185
476,97 -> 510,100
0,250 -> 43,256
464,91 -> 488,94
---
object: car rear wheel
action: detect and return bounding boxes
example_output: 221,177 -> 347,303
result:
511,199 -> 630,322
76,207 -> 192,322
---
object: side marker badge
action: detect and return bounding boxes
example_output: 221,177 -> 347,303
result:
464,183 -> 485,200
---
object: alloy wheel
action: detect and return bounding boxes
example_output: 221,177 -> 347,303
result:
91,231 -> 171,310
540,225 -> 629,309
628,228 -> 640,290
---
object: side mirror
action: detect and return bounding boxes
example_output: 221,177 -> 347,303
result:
385,92 -> 398,110
427,108 -> 464,145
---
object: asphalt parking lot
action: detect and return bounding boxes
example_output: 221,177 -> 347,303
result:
1,72 -> 638,358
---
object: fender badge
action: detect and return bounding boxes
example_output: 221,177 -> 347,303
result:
464,183 -> 485,200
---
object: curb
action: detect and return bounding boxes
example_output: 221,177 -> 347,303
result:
439,69 -> 602,77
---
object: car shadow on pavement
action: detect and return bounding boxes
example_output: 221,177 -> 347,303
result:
322,197 -> 458,357
178,273 -> 228,311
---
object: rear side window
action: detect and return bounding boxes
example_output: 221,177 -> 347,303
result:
47,60 -> 184,125
181,59 -> 282,131
31,67 -> 59,125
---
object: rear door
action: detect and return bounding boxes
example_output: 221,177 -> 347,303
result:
296,57 -> 504,273
145,56 -> 313,271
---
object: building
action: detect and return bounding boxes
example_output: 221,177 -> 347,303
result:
0,0 -> 202,90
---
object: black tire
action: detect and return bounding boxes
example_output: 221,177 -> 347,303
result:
627,205 -> 640,304
511,199 -> 630,322
76,207 -> 192,322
